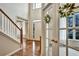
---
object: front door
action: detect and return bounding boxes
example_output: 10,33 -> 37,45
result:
59,12 -> 79,56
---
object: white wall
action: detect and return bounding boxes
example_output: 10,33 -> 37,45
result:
31,8 -> 42,20
0,3 -> 28,22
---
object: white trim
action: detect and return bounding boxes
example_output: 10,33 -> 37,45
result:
68,39 -> 79,41
6,48 -> 22,56
46,24 -> 48,56
32,20 -> 41,23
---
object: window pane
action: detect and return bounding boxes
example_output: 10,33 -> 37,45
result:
68,16 -> 73,27
32,4 -> 36,9
36,3 -> 41,8
32,3 -> 41,9
33,23 -> 35,38
59,30 -> 66,56
60,17 -> 66,28
68,29 -> 79,56
75,13 -> 79,27
68,29 -> 73,39
76,29 -> 79,39
59,30 -> 66,44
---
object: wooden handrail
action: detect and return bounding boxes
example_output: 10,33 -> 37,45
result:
26,39 -> 40,42
51,39 -> 58,43
0,9 -> 21,31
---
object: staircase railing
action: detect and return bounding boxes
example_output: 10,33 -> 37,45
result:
40,36 -> 41,55
0,9 -> 23,47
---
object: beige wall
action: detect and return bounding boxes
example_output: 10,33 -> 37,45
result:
42,3 -> 60,56
0,31 -> 20,56
31,8 -> 42,20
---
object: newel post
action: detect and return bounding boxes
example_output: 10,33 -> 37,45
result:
20,28 -> 23,48
40,36 -> 41,55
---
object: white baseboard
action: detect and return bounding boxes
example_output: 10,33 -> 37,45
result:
6,48 -> 22,56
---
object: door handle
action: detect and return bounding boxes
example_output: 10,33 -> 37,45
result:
51,40 -> 58,43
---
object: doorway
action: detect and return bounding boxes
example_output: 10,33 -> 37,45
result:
32,20 -> 42,55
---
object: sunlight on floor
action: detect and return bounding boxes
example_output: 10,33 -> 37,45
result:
33,41 -> 35,56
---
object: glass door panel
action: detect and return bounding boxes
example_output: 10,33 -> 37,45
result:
68,16 -> 73,27
59,17 -> 66,56
68,29 -> 79,56
68,12 -> 79,56
75,13 -> 79,27
59,30 -> 66,56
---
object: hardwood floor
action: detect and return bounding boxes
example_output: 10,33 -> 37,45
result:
12,40 -> 41,56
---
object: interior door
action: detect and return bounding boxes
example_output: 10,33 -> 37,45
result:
32,20 -> 41,40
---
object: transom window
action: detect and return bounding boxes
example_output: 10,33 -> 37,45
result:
32,3 -> 41,9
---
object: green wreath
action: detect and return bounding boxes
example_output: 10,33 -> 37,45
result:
44,14 -> 51,24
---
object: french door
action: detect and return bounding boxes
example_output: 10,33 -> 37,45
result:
59,12 -> 79,56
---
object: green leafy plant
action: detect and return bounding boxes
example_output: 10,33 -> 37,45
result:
58,3 -> 79,17
44,14 -> 51,24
